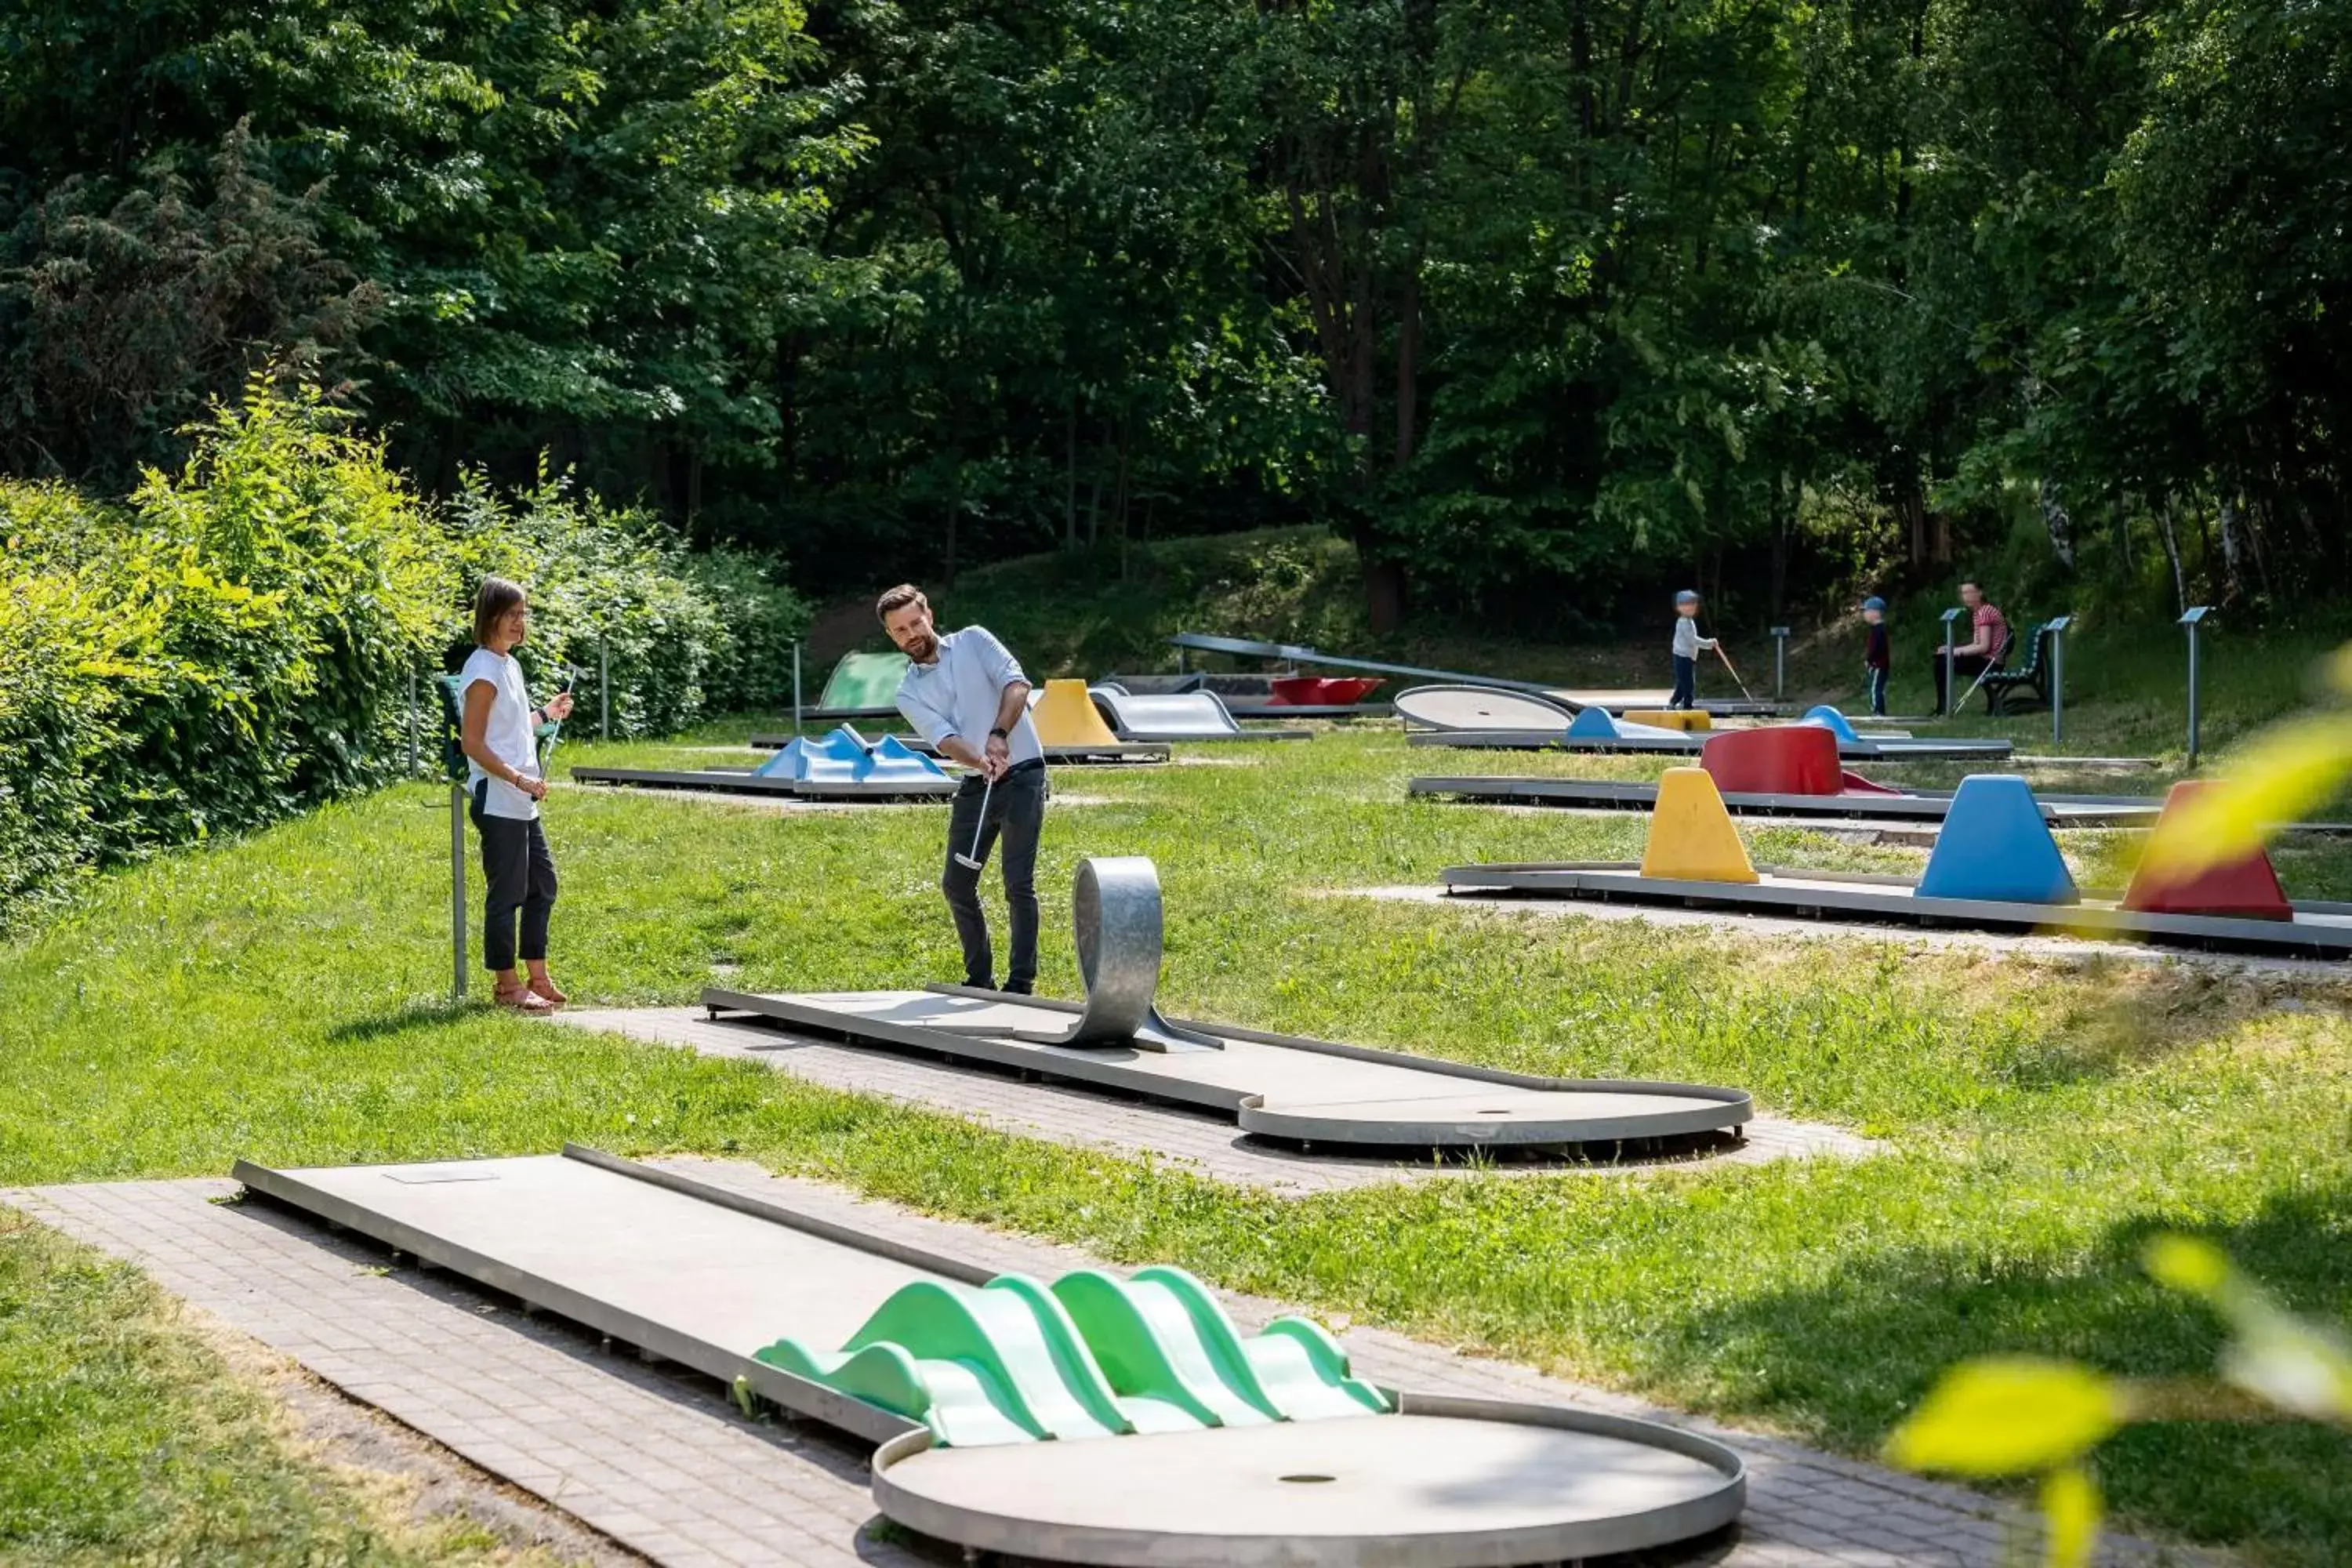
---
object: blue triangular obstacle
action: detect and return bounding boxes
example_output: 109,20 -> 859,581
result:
1916,775 -> 2078,905
1802,705 -> 1861,742
1566,706 -> 1621,739
754,737 -> 811,779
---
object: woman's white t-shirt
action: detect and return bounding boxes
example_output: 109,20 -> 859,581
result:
459,647 -> 541,821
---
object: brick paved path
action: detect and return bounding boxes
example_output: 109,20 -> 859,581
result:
9,1167 -> 2201,1568
551,1008 -> 1876,1196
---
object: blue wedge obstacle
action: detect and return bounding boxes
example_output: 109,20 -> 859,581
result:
1915,775 -> 2080,905
1566,706 -> 1621,739
754,726 -> 950,785
1801,705 -> 1862,742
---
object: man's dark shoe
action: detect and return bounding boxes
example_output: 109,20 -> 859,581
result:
1003,980 -> 1034,996
963,976 -> 995,991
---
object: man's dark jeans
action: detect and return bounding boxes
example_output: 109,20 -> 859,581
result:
942,761 -> 1047,991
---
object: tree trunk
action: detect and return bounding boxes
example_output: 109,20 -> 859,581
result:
1064,401 -> 1078,550
943,465 -> 960,587
2155,492 -> 2187,614
1362,557 -> 1406,635
2218,494 -> 2251,604
1900,482 -> 1927,567
2038,477 -> 2076,571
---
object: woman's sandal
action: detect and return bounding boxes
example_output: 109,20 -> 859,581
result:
495,983 -> 554,1013
527,977 -> 567,1007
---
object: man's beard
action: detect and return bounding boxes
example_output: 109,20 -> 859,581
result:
908,633 -> 937,661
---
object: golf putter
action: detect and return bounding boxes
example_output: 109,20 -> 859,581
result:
1713,644 -> 1759,703
954,773 -> 995,870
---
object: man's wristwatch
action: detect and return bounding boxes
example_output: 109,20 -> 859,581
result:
988,726 -> 1009,739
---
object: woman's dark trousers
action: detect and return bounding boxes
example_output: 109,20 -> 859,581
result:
470,782 -> 558,971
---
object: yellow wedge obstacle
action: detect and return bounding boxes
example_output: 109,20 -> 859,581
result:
1624,709 -> 1711,731
1033,678 -> 1124,748
1640,768 -> 1759,883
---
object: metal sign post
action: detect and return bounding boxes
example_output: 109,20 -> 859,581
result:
408,666 -> 420,778
1939,608 -> 1964,717
448,782 -> 469,999
1769,626 -> 1790,700
792,641 -> 804,732
2046,615 -> 2074,746
598,636 -> 611,742
2180,606 -> 2212,766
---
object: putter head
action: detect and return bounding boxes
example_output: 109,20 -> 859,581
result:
953,852 -> 985,871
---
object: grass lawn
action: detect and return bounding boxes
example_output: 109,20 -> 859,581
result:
5,688 -> 2351,1562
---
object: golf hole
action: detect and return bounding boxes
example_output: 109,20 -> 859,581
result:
1279,1474 -> 1338,1485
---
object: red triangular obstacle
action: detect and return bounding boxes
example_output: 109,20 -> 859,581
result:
2121,781 -> 2292,920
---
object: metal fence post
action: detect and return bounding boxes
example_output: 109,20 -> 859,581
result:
2180,606 -> 2211,766
407,666 -> 419,779
2046,615 -> 2074,747
1769,626 -> 1790,700
793,641 -> 804,731
1939,608 -> 1963,717
598,635 -> 611,742
449,782 -> 468,1000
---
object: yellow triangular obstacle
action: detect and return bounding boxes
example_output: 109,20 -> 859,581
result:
1624,709 -> 1711,731
1640,768 -> 1759,883
1032,678 -> 1123,747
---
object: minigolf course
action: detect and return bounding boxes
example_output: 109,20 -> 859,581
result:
1409,704 -> 2015,760
708,855 -> 1756,1150
233,1145 -> 1748,1564
1412,722 -> 2166,826
1443,769 -> 2352,957
572,725 -> 959,800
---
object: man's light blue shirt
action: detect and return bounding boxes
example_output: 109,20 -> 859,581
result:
895,626 -> 1044,766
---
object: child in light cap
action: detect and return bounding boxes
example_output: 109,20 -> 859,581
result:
1861,596 -> 1890,716
1669,590 -> 1715,710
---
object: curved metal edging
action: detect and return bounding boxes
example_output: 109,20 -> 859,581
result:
868,1394 -> 1746,1566
1012,858 -> 1222,1051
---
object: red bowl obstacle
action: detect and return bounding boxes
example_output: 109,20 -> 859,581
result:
1699,725 -> 1903,798
1269,675 -> 1385,706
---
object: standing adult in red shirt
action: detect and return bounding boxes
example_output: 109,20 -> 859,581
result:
1931,580 -> 2009,713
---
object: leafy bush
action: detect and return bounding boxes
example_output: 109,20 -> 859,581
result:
445,468 -> 807,738
1,379 -> 806,927
677,546 -> 812,717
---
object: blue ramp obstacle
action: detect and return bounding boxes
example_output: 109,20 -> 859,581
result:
1801,705 -> 1863,742
756,727 -> 948,787
1566,706 -> 1621,739
1915,775 -> 2081,905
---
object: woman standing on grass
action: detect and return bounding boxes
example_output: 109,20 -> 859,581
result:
459,577 -> 573,1012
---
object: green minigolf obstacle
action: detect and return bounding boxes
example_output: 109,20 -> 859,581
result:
1054,1265 -> 1388,1428
818,650 -> 912,712
758,1265 -> 1386,1446
759,1276 -> 1133,1446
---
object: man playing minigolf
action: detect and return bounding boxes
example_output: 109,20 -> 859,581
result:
879,584 -> 1047,994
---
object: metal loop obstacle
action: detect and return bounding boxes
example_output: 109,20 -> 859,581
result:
1018,856 -> 1221,1051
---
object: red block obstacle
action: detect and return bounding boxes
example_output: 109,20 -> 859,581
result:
2121,781 -> 2293,920
1700,726 -> 1902,797
1269,676 -> 1384,706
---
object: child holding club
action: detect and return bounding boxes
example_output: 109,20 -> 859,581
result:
1668,590 -> 1718,710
